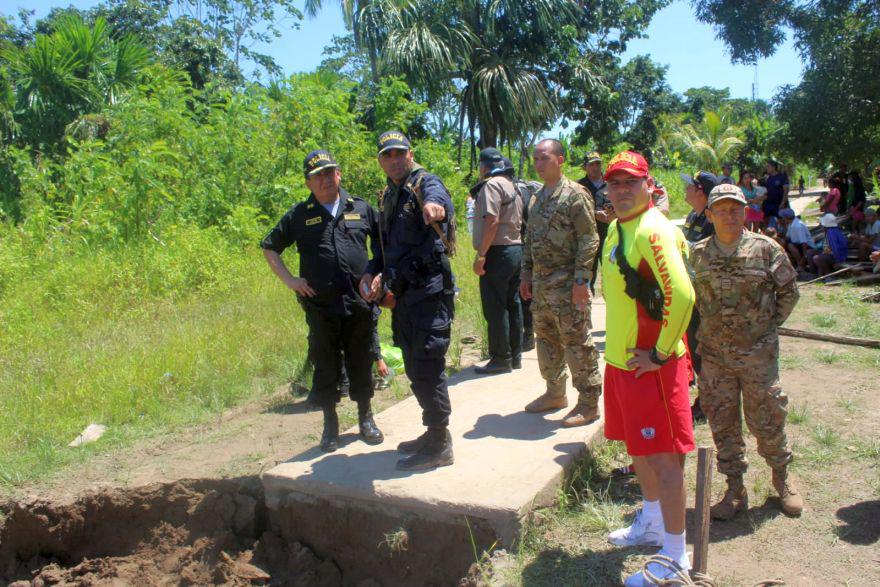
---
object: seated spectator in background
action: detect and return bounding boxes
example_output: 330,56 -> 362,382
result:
848,171 -> 867,232
854,208 -> 880,262
718,163 -> 735,185
740,172 -> 764,230
821,178 -> 841,214
872,250 -> 880,273
778,209 -> 817,271
811,213 -> 848,277
764,226 -> 786,251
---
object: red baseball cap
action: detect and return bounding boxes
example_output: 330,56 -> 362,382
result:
604,151 -> 649,180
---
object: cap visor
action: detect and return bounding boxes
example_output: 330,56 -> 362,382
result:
307,163 -> 339,176
378,145 -> 410,155
604,168 -> 647,181
679,173 -> 696,186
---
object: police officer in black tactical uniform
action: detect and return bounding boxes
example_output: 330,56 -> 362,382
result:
679,170 -> 720,423
577,151 -> 612,293
261,149 -> 384,452
360,131 -> 456,471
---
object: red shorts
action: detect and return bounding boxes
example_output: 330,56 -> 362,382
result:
604,356 -> 695,456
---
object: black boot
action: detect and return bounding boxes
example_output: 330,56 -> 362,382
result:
358,404 -> 384,445
691,396 -> 706,424
522,334 -> 535,352
397,430 -> 430,454
512,355 -> 522,369
396,427 -> 454,470
474,359 -> 512,375
320,406 -> 339,452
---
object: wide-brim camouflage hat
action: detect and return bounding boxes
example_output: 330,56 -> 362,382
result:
708,183 -> 747,207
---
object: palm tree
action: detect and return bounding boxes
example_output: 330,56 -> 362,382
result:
3,15 -> 151,153
306,0 -> 578,149
669,110 -> 744,171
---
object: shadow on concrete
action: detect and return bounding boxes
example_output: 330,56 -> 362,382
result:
463,412 -> 563,441
835,500 -> 879,545
551,441 -> 590,466
288,449 -> 421,484
520,545 -> 632,586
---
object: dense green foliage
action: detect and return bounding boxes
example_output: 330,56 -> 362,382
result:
694,0 -> 880,169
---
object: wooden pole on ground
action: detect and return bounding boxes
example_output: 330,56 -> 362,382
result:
778,327 -> 880,349
801,264 -> 863,286
692,446 -> 715,576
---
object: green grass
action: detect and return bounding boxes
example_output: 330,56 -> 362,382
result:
812,423 -> 841,448
0,225 -> 487,492
809,313 -> 838,329
815,349 -> 841,364
787,404 -> 810,425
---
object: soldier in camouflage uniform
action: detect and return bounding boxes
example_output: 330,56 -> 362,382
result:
519,139 -> 602,427
691,183 -> 803,519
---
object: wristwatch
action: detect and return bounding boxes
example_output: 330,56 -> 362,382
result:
574,277 -> 586,286
649,348 -> 669,366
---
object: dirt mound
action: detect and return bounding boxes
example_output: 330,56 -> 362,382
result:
0,478 -> 342,586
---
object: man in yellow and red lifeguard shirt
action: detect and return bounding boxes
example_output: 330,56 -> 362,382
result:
601,151 -> 696,586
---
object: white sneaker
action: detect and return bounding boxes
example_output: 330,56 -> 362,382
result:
608,509 -> 663,547
623,553 -> 690,586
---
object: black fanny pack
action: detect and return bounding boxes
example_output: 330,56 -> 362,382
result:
616,222 -> 664,322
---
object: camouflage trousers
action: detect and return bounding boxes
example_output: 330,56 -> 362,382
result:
532,286 -> 602,406
698,345 -> 792,477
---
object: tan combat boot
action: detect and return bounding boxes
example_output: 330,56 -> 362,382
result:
562,402 -> 599,427
710,475 -> 748,521
772,467 -> 804,516
562,390 -> 600,427
525,392 -> 568,413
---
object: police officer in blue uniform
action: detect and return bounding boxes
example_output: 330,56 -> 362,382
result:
360,131 -> 456,471
261,149 -> 384,452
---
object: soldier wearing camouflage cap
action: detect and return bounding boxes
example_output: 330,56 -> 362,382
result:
691,183 -> 803,520
519,139 -> 602,428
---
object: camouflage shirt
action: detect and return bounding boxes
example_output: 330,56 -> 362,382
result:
691,230 -> 799,354
521,176 -> 599,286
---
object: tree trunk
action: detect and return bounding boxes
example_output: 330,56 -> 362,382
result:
478,118 -> 497,148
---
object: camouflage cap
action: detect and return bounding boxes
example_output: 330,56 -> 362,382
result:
303,150 -> 339,178
708,183 -> 747,207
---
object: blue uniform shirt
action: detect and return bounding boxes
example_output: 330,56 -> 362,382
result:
368,167 -> 455,304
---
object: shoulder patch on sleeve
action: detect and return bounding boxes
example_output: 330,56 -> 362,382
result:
769,246 -> 797,286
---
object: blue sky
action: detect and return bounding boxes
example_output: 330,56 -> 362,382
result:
11,0 -> 803,101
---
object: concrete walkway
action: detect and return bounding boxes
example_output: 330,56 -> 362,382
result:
262,301 -> 607,545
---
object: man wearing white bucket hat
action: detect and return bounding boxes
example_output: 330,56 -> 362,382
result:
811,213 -> 848,277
